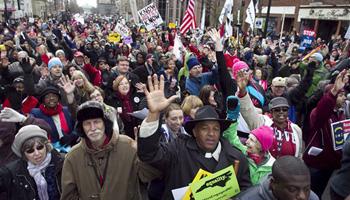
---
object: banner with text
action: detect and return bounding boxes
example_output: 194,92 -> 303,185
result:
114,23 -> 130,38
138,3 -> 164,31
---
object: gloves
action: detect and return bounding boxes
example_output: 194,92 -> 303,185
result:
0,107 -> 27,123
226,96 -> 240,121
20,57 -> 34,74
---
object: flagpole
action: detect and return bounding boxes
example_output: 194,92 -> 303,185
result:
201,0 -> 206,30
263,0 -> 272,38
279,13 -> 286,47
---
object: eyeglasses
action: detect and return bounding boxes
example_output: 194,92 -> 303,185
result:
90,93 -> 102,99
272,107 -> 289,113
25,145 -> 45,154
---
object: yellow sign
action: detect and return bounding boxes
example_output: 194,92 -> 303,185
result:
190,166 -> 240,200
107,32 -> 121,43
182,169 -> 212,200
169,23 -> 177,29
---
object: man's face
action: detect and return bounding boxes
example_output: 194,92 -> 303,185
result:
44,93 -> 59,108
75,56 -> 84,65
193,121 -> 221,152
118,60 -> 129,74
189,65 -> 203,77
50,65 -> 62,78
271,86 -> 286,97
82,118 -> 106,145
271,107 -> 289,125
270,175 -> 311,200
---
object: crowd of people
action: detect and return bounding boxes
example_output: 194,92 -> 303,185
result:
0,14 -> 349,200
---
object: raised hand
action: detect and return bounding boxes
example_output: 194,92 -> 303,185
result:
0,107 -> 27,123
143,74 -> 177,114
207,28 -> 223,51
20,57 -> 34,74
331,69 -> 349,95
58,75 -> 76,95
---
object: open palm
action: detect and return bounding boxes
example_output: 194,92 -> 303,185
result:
58,75 -> 76,95
144,75 -> 177,113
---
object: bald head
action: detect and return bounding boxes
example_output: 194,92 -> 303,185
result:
272,156 -> 309,182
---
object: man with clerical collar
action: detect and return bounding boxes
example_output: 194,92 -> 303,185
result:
137,75 -> 251,199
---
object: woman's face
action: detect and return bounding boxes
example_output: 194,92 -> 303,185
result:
90,89 -> 104,103
137,54 -> 144,64
74,77 -> 84,87
24,141 -> 47,165
69,67 -> 76,77
118,78 -> 130,95
165,109 -> 184,133
245,134 -> 262,154
44,93 -> 59,108
208,91 -> 217,107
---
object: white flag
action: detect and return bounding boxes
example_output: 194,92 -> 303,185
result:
245,0 -> 256,30
219,0 -> 233,37
174,34 -> 184,61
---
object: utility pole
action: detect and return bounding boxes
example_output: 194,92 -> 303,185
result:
263,0 -> 272,38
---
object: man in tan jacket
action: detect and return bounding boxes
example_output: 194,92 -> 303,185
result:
60,101 -> 160,200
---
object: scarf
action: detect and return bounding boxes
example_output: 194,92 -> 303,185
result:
39,103 -> 69,134
27,153 -> 52,200
247,152 -> 265,165
116,91 -> 133,121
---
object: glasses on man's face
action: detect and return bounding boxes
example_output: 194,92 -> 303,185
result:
25,144 -> 45,154
272,107 -> 289,113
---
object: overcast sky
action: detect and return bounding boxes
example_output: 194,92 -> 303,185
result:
77,0 -> 97,7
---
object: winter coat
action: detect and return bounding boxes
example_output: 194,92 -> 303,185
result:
104,90 -> 146,139
138,119 -> 252,199
303,91 -> 345,170
223,122 -> 275,185
236,175 -> 319,200
330,140 -> 350,198
60,132 -> 160,200
30,107 -> 75,144
0,116 -> 52,166
300,62 -> 328,98
0,150 -> 64,200
185,68 -> 218,96
239,92 -> 303,158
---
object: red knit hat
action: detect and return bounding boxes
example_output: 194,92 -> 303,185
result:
251,126 -> 274,152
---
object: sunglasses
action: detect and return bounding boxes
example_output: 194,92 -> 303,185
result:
25,145 -> 45,154
272,107 -> 289,113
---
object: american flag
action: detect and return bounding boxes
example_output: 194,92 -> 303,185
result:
180,0 -> 196,35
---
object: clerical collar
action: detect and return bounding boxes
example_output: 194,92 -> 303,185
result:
204,142 -> 221,162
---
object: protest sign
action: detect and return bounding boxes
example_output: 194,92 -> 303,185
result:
169,22 -> 177,29
138,3 -> 163,31
190,166 -> 240,200
182,169 -> 212,200
345,26 -> 350,39
123,36 -> 133,45
114,23 -> 130,37
300,29 -> 315,51
331,119 -> 350,151
107,32 -> 121,43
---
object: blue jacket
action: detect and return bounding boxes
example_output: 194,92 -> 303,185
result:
185,68 -> 218,96
30,107 -> 74,143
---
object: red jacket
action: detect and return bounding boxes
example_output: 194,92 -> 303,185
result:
303,91 -> 344,170
83,63 -> 102,86
224,53 -> 237,69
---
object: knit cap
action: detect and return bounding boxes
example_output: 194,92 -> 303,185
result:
310,52 -> 323,62
55,49 -> 65,57
11,125 -> 48,157
251,125 -> 274,152
48,57 -> 63,70
232,61 -> 249,79
187,57 -> 201,71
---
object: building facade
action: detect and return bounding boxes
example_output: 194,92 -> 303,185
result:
253,0 -> 350,40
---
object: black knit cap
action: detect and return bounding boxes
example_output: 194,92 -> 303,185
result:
39,86 -> 61,102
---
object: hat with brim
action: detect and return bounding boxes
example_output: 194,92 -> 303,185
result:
268,97 -> 289,110
184,105 -> 232,136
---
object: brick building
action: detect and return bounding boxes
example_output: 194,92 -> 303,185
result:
253,0 -> 350,40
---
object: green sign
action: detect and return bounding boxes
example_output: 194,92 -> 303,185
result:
190,166 -> 240,200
